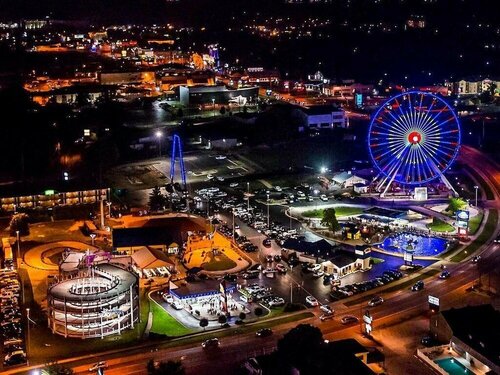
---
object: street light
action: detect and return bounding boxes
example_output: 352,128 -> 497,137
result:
90,233 -> 96,246
266,194 -> 270,228
474,185 -> 479,207
212,98 -> 215,116
232,208 -> 235,240
155,130 -> 163,157
247,182 -> 250,211
16,230 -> 20,260
26,308 -> 30,366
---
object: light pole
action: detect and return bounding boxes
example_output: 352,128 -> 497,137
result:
90,233 -> 96,246
266,194 -> 270,228
106,201 -> 112,218
232,208 -> 235,240
26,308 -> 30,366
16,230 -> 20,260
474,185 -> 479,207
212,98 -> 215,117
155,130 -> 163,157
247,182 -> 250,211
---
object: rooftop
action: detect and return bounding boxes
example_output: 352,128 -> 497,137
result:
442,304 -> 500,367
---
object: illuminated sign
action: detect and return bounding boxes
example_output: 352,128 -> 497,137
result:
456,210 -> 469,230
404,252 -> 414,263
428,295 -> 439,306
44,189 -> 55,195
355,93 -> 363,108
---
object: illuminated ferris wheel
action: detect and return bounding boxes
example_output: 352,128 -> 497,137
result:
368,91 -> 461,196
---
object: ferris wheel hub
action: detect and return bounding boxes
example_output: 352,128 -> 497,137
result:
408,131 -> 422,144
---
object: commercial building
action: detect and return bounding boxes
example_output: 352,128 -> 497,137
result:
299,105 -> 348,131
47,264 -> 139,339
332,172 -> 368,188
111,214 -> 208,252
448,77 -> 500,95
179,85 -> 259,106
281,239 -> 371,278
0,188 -> 109,212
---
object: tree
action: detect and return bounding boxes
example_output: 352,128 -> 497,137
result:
148,186 -> 166,211
254,307 -> 263,318
239,312 -> 246,321
41,363 -> 74,375
321,208 -> 341,232
147,359 -> 185,375
9,213 -> 30,237
219,105 -> 226,115
217,314 -> 227,327
277,324 -> 324,372
199,317 -> 209,331
447,197 -> 467,214
176,108 -> 184,118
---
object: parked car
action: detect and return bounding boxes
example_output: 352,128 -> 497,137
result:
262,238 -> 272,248
162,293 -> 174,304
313,269 -> 324,278
202,338 -> 220,349
411,280 -> 424,291
171,301 -> 184,310
320,305 -> 333,314
320,194 -> 328,201
368,296 -> 384,307
256,328 -> 273,337
308,264 -> 321,272
305,296 -> 319,307
472,255 -> 481,263
340,315 -> 359,325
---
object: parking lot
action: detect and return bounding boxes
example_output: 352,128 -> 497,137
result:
196,187 -> 437,310
0,266 -> 27,369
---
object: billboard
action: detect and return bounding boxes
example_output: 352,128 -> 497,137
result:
355,93 -> 363,108
456,210 -> 469,231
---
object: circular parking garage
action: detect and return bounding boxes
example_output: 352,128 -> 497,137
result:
47,264 -> 139,339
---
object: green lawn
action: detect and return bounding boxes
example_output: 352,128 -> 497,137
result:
468,211 -> 484,235
451,209 -> 498,262
150,301 -> 193,336
426,218 -> 455,233
201,253 -> 237,271
302,206 -> 364,219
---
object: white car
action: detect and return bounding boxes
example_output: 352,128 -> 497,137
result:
320,194 -> 328,201
309,264 -> 321,272
216,176 -> 225,182
206,174 -> 214,180
215,155 -> 227,160
230,182 -> 239,188
171,301 -> 184,310
313,269 -> 324,278
296,190 -> 305,197
274,186 -> 282,192
305,296 -> 319,307
162,293 -> 174,304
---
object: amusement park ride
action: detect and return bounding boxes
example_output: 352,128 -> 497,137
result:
368,91 -> 461,198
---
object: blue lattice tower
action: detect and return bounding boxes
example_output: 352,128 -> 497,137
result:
170,134 -> 187,189
368,91 -> 461,197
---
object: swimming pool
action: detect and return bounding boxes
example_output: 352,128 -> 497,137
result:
377,232 -> 449,256
435,357 -> 473,375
